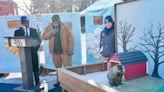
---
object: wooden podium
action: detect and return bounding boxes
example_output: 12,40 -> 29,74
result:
5,36 -> 42,92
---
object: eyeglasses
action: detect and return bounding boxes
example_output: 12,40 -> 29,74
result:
24,20 -> 29,23
53,19 -> 59,22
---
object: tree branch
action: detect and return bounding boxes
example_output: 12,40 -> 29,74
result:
140,37 -> 156,47
17,6 -> 31,15
159,52 -> 164,58
159,60 -> 164,65
23,0 -> 33,14
140,43 -> 155,61
118,20 -> 135,52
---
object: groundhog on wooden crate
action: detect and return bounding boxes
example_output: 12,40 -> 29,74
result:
107,61 -> 125,86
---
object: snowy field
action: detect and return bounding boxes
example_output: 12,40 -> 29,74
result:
83,71 -> 164,92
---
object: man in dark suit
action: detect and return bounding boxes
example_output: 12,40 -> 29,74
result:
14,16 -> 41,86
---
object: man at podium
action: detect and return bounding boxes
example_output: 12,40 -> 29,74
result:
14,16 -> 41,86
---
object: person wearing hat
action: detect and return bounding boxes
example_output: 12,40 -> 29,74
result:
99,15 -> 115,60
42,14 -> 74,68
14,16 -> 41,86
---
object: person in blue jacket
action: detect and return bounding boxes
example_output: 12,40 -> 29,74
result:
100,15 -> 115,60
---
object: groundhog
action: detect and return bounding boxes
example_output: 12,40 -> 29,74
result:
107,64 -> 125,86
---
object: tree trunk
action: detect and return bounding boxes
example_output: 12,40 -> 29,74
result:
152,62 -> 161,78
123,43 -> 127,52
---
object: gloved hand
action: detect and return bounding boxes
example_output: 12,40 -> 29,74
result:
49,29 -> 56,35
68,51 -> 73,56
99,47 -> 103,53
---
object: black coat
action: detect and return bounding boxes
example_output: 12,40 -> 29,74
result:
14,27 -> 41,84
14,27 -> 40,51
14,27 -> 40,70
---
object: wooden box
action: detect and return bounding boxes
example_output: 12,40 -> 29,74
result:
57,62 -> 118,92
57,51 -> 148,92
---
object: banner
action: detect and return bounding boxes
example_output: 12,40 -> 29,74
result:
0,15 -> 37,73
115,0 -> 164,78
41,13 -> 82,69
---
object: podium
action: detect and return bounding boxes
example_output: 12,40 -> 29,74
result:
5,36 -> 42,92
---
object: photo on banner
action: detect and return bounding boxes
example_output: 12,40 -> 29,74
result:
41,13 -> 82,69
0,15 -> 37,73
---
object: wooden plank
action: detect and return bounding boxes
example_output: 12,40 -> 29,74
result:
66,62 -> 107,74
66,66 -> 84,74
58,68 -> 118,92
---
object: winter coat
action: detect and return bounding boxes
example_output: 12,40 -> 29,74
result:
100,29 -> 115,57
42,23 -> 74,55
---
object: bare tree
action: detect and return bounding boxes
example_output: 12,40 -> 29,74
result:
118,20 -> 136,52
31,0 -> 62,14
33,0 -> 75,13
32,0 -> 50,14
18,0 -> 96,14
78,0 -> 97,11
140,23 -> 164,78
16,0 -> 39,15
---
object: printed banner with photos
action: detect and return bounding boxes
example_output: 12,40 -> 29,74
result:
41,13 -> 82,69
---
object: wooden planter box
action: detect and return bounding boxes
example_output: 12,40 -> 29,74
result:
57,51 -> 148,92
57,62 -> 118,92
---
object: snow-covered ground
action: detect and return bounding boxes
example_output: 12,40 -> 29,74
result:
83,71 -> 164,92
0,72 -> 57,91
81,33 -> 87,65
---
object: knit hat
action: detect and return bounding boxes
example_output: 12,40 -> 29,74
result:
102,15 -> 114,33
51,15 -> 60,21
20,16 -> 29,24
104,16 -> 114,23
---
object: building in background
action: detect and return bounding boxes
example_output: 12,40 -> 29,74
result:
0,0 -> 18,16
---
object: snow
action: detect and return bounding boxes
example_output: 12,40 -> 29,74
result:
0,72 -> 57,91
82,71 -> 164,92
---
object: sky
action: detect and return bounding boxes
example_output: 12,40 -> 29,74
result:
13,0 -> 31,15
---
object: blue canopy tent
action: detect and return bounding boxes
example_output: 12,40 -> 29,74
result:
80,0 -> 122,16
80,0 -> 122,64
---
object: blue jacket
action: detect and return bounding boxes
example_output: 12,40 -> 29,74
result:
100,29 -> 115,57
